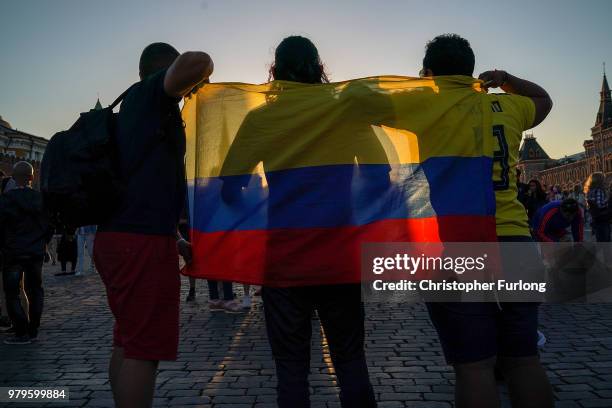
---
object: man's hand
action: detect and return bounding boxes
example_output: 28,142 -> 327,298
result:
177,239 -> 193,264
187,78 -> 210,98
478,69 -> 552,128
164,51 -> 214,98
478,70 -> 508,89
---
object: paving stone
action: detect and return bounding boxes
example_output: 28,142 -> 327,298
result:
0,264 -> 610,407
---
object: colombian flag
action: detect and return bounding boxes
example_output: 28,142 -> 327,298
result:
182,76 -> 497,286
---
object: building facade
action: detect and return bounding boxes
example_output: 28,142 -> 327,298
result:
0,115 -> 48,186
518,73 -> 612,192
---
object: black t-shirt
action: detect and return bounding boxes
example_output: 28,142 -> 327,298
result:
99,69 -> 186,236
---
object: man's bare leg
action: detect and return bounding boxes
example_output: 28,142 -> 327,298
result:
115,358 -> 159,408
499,355 -> 554,408
454,356 -> 500,408
109,347 -> 124,403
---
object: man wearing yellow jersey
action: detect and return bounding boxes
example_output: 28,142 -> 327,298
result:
481,68 -> 550,237
420,34 -> 554,408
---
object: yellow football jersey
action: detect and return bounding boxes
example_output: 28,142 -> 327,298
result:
486,94 -> 535,237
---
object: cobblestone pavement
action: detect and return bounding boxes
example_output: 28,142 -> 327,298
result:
1,261 -> 611,408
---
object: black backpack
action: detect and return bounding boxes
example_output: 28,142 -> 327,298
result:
40,85 -> 135,230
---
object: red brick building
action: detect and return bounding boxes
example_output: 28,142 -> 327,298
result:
518,73 -> 612,191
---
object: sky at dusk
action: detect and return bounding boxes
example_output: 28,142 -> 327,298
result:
1,0 -> 611,158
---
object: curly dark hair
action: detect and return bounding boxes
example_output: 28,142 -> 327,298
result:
423,34 -> 475,76
269,36 -> 329,84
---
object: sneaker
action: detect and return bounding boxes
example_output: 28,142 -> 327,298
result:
241,296 -> 252,310
537,330 -> 547,347
208,300 -> 224,312
186,291 -> 196,303
223,300 -> 244,314
75,271 -> 82,276
4,335 -> 31,345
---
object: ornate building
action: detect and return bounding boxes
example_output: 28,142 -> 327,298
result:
518,72 -> 612,191
0,115 -> 48,185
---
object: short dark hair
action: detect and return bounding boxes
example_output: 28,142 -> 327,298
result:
423,34 -> 475,76
560,198 -> 579,214
139,42 -> 180,79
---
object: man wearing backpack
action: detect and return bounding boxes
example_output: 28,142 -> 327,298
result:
0,161 -> 52,345
93,43 -> 213,408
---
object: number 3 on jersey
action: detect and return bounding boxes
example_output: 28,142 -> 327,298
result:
492,125 -> 509,190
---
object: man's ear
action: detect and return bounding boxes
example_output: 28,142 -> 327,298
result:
424,68 -> 434,77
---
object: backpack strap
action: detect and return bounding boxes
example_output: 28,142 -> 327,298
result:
109,83 -> 138,110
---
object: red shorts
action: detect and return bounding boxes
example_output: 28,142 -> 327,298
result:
94,232 -> 180,361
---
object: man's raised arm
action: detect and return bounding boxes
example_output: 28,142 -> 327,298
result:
479,70 -> 553,128
164,51 -> 214,98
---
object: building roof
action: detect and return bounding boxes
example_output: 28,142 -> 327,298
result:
0,115 -> 11,129
519,134 -> 550,161
556,151 -> 586,165
595,72 -> 612,129
0,115 -> 48,145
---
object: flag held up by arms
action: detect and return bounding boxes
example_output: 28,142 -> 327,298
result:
182,76 -> 496,286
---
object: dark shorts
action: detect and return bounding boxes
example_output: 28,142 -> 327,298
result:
426,235 -> 541,365
94,232 -> 181,361
426,301 -> 539,365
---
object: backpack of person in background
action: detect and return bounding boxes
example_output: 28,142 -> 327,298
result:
40,85 -> 135,230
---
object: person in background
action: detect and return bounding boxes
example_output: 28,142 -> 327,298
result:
186,276 -> 197,302
47,232 -> 58,266
546,186 -> 555,202
56,231 -> 77,276
532,198 -> 584,243
420,34 -> 554,408
76,225 -> 97,276
571,184 -> 587,212
2,175 -> 16,193
523,179 -> 548,223
516,169 -> 529,206
584,172 -> 610,242
0,161 -> 53,345
0,169 -> 12,332
93,42 -> 212,408
206,280 -> 241,313
241,284 -> 252,310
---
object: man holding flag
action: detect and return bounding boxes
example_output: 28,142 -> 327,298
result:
94,43 -> 212,408
420,34 -> 554,408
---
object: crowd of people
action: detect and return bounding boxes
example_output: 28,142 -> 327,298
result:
519,170 -> 612,243
0,32 -> 610,408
